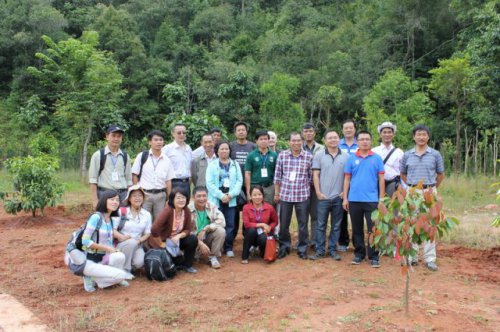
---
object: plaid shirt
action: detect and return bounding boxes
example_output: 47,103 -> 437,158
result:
274,149 -> 312,202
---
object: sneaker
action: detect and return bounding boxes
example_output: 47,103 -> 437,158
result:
298,252 -> 308,260
425,262 -> 438,272
370,260 -> 381,268
226,250 -> 235,258
184,266 -> 198,274
308,253 -> 325,260
278,249 -> 289,259
209,256 -> 221,269
241,259 -> 249,264
330,252 -> 342,261
338,245 -> 348,252
83,276 -> 96,293
249,245 -> 256,254
351,257 -> 363,265
118,280 -> 129,287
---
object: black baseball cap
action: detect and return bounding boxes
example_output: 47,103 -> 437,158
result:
106,125 -> 124,134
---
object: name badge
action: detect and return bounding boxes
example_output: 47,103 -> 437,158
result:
289,171 -> 297,182
261,168 -> 268,178
223,178 -> 230,188
257,228 -> 263,235
112,171 -> 119,182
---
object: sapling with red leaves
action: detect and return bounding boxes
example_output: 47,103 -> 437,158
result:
371,182 -> 459,315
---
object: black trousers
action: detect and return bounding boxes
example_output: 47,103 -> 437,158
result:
174,234 -> 198,268
339,210 -> 351,246
242,228 -> 267,260
349,202 -> 379,261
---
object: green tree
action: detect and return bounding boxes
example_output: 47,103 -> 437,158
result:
27,31 -> 125,178
314,85 -> 343,130
0,154 -> 64,217
364,69 -> 433,149
260,72 -> 305,137
428,56 -> 474,173
163,110 -> 223,148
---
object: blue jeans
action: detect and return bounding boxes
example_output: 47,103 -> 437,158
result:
219,203 -> 236,252
315,197 -> 343,256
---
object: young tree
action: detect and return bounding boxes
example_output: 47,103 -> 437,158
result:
27,31 -> 125,179
428,56 -> 474,173
372,184 -> 459,315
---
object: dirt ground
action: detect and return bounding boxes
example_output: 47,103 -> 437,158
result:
0,205 -> 498,332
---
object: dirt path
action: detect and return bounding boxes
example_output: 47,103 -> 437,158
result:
0,206 -> 498,331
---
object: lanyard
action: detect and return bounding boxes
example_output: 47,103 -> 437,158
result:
109,154 -> 119,168
219,161 -> 229,177
260,152 -> 268,169
151,155 -> 161,172
254,207 -> 263,223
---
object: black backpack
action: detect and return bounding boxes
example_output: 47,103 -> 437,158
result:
144,248 -> 176,281
98,148 -> 129,177
67,213 -> 105,252
136,150 -> 149,180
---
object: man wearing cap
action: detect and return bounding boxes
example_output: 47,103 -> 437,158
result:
89,125 -> 132,207
191,132 -> 217,187
131,130 -> 175,220
302,123 -> 324,249
372,122 -> 404,198
400,124 -> 445,272
188,186 -> 226,269
338,119 -> 358,252
244,130 -> 278,205
162,123 -> 193,199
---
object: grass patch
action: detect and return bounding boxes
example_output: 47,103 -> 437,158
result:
337,312 -> 361,324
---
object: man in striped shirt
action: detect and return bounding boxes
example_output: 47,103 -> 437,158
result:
400,124 -> 445,272
274,132 -> 313,259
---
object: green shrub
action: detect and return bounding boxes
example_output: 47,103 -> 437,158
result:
0,155 -> 64,217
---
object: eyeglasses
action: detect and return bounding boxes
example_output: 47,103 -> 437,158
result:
176,131 -> 187,135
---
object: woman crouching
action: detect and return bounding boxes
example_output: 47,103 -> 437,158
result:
147,188 -> 199,273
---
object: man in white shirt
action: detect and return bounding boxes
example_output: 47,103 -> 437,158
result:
132,130 -> 175,220
162,123 -> 193,199
372,121 -> 404,198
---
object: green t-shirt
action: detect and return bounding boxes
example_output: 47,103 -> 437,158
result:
195,209 -> 209,234
244,148 -> 278,185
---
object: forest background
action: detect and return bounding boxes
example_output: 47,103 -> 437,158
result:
0,0 -> 498,179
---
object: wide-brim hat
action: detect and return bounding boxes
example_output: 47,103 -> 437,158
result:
377,121 -> 397,133
123,184 -> 145,203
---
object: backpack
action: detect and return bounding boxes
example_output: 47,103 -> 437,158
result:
144,248 -> 176,281
136,150 -> 149,180
66,212 -> 106,252
98,148 -> 128,177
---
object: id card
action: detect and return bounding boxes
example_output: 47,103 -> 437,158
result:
223,178 -> 230,188
112,171 -> 119,182
257,228 -> 263,235
261,168 -> 268,178
289,171 -> 297,181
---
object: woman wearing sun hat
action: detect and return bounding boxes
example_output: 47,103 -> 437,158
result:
113,184 -> 152,273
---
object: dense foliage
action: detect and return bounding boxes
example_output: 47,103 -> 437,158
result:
0,0 -> 498,173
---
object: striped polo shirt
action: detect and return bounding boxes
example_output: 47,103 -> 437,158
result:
400,146 -> 444,186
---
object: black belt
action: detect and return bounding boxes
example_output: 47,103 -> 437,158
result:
98,187 -> 127,193
172,178 -> 189,183
408,184 -> 435,189
385,176 -> 400,184
144,188 -> 166,194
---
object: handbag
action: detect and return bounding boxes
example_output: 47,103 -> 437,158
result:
236,190 -> 247,206
263,235 -> 277,263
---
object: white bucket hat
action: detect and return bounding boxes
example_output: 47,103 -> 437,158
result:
377,121 -> 397,133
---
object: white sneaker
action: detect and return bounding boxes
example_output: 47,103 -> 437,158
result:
209,256 -> 221,269
83,276 -> 96,293
118,280 -> 129,287
226,250 -> 235,258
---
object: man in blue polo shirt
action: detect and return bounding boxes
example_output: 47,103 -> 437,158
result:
343,130 -> 385,267
338,119 -> 358,252
400,124 -> 445,272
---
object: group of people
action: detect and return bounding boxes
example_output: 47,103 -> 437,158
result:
68,119 -> 445,292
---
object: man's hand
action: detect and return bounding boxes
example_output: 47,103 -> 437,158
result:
197,230 -> 206,241
317,192 -> 326,200
274,194 -> 280,204
342,199 -> 349,211
198,241 -> 210,256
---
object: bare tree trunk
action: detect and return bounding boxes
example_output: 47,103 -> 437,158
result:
81,125 -> 92,182
454,108 -> 462,173
464,128 -> 470,175
494,132 -> 498,177
474,129 -> 479,175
